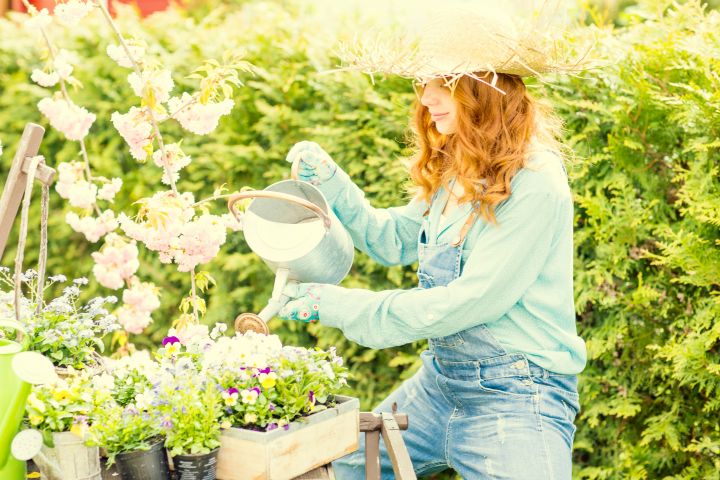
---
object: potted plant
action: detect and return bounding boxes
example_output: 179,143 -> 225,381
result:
88,400 -> 169,480
181,328 -> 357,479
154,340 -> 223,479
22,370 -> 110,480
0,268 -> 120,372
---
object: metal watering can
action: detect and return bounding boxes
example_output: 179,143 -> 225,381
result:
0,320 -> 57,480
228,162 -> 354,333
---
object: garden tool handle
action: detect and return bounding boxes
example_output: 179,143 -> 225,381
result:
228,190 -> 332,230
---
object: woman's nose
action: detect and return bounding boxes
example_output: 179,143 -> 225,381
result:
420,88 -> 437,107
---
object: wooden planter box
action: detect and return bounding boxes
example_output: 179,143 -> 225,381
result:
217,395 -> 359,480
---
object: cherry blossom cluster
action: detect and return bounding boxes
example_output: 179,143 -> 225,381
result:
37,97 -> 96,142
91,233 -> 140,290
23,1 -> 249,337
118,191 -> 240,273
115,280 -> 161,334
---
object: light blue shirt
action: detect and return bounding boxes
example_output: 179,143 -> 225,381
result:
316,152 -> 587,374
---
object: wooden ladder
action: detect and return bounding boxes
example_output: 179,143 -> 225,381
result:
0,123 -> 56,261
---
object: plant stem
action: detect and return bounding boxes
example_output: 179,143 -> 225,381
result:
39,27 -> 103,217
190,193 -> 236,208
190,268 -> 199,323
95,0 -> 178,195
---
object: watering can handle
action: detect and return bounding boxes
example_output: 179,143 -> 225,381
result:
227,191 -> 332,230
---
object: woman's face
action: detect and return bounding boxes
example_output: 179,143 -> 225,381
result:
420,78 -> 458,135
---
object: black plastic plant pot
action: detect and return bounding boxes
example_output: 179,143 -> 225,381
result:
115,439 -> 171,480
172,448 -> 219,480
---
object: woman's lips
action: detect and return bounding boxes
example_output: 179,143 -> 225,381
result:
431,113 -> 449,120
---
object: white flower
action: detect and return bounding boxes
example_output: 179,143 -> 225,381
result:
111,107 -> 153,161
152,143 -> 191,185
31,69 -> 59,87
106,43 -> 145,69
53,50 -> 75,80
240,388 -> 259,405
38,97 -> 95,141
97,178 -> 122,202
122,281 -> 160,313
91,234 -> 140,290
167,324 -> 209,346
128,69 -> 174,105
135,391 -> 155,410
168,93 -> 234,135
115,305 -> 152,334
66,210 -> 118,243
54,0 -> 94,27
24,8 -> 52,30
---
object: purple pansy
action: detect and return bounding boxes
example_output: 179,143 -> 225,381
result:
308,390 -> 315,405
258,367 -> 271,375
266,423 -> 278,431
268,403 -> 276,411
162,336 -> 181,346
250,387 -> 261,395
227,387 -> 239,396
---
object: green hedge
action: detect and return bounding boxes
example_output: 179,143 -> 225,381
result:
1,1 -> 718,478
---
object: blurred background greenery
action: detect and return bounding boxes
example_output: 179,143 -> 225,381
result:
1,0 -> 719,478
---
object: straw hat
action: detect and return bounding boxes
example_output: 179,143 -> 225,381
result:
334,0 -> 588,88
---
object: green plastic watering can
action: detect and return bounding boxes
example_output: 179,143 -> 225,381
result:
0,320 -> 57,480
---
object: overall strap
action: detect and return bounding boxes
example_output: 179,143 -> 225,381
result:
450,210 -> 479,247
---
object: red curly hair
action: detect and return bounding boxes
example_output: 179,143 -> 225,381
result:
409,73 -> 562,223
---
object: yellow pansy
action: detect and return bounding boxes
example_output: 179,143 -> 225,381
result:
29,414 -> 44,426
259,372 -> 277,389
27,393 -> 46,413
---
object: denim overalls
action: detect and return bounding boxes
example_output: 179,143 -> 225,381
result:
334,191 -> 581,479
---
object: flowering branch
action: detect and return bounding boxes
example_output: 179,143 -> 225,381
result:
36,25 -> 101,216
94,0 -> 178,194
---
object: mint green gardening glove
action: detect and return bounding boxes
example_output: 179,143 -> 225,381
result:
285,141 -> 338,186
279,283 -> 324,323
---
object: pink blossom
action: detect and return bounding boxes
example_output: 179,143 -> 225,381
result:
175,214 -> 227,272
221,212 -> 243,232
168,324 -> 209,345
167,93 -> 234,135
111,107 -> 153,160
55,162 -> 98,209
66,210 -> 118,243
38,97 -> 95,141
31,69 -> 59,87
53,50 -> 75,80
122,281 -> 160,313
106,44 -> 145,69
54,0 -> 94,27
91,234 -> 139,290
128,69 -> 174,105
152,143 -> 191,185
115,305 -> 152,334
98,178 -> 122,202
24,8 -> 52,30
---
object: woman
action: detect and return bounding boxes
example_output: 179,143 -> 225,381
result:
279,4 -> 587,479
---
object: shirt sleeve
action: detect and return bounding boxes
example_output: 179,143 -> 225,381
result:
318,185 -> 569,349
315,166 -> 426,267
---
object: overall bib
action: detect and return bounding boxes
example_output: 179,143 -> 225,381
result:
334,196 -> 580,480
